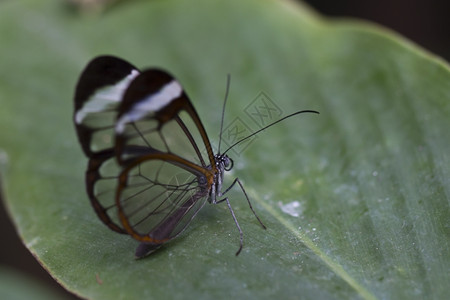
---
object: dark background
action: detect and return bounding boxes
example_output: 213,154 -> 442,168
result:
1,1 -> 448,298
304,0 -> 450,61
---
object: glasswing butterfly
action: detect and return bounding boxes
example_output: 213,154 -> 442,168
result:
74,56 -> 319,258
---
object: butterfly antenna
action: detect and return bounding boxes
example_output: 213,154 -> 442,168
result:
218,74 -> 231,154
222,110 -> 319,155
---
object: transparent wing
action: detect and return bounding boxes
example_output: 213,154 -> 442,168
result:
115,69 -> 216,171
113,69 -> 217,243
74,59 -> 217,244
74,56 -> 140,233
116,154 -> 209,244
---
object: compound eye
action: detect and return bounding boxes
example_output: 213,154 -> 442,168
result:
224,157 -> 234,171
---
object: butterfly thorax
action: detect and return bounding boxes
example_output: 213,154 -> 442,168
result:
208,153 -> 233,204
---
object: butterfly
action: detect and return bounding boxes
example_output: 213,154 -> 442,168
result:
73,55 -> 319,258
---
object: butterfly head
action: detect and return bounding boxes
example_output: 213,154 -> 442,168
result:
215,153 -> 234,173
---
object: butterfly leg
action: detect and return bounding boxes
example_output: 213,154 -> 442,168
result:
217,177 -> 267,255
220,177 -> 267,230
216,196 -> 244,255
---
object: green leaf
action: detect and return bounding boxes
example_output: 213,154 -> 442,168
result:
1,0 -> 449,299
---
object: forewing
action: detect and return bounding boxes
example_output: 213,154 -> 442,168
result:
74,56 -> 140,233
114,69 -> 216,170
112,69 -> 217,243
74,56 -> 140,156
74,60 -> 216,244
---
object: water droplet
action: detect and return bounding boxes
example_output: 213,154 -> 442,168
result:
278,201 -> 303,217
